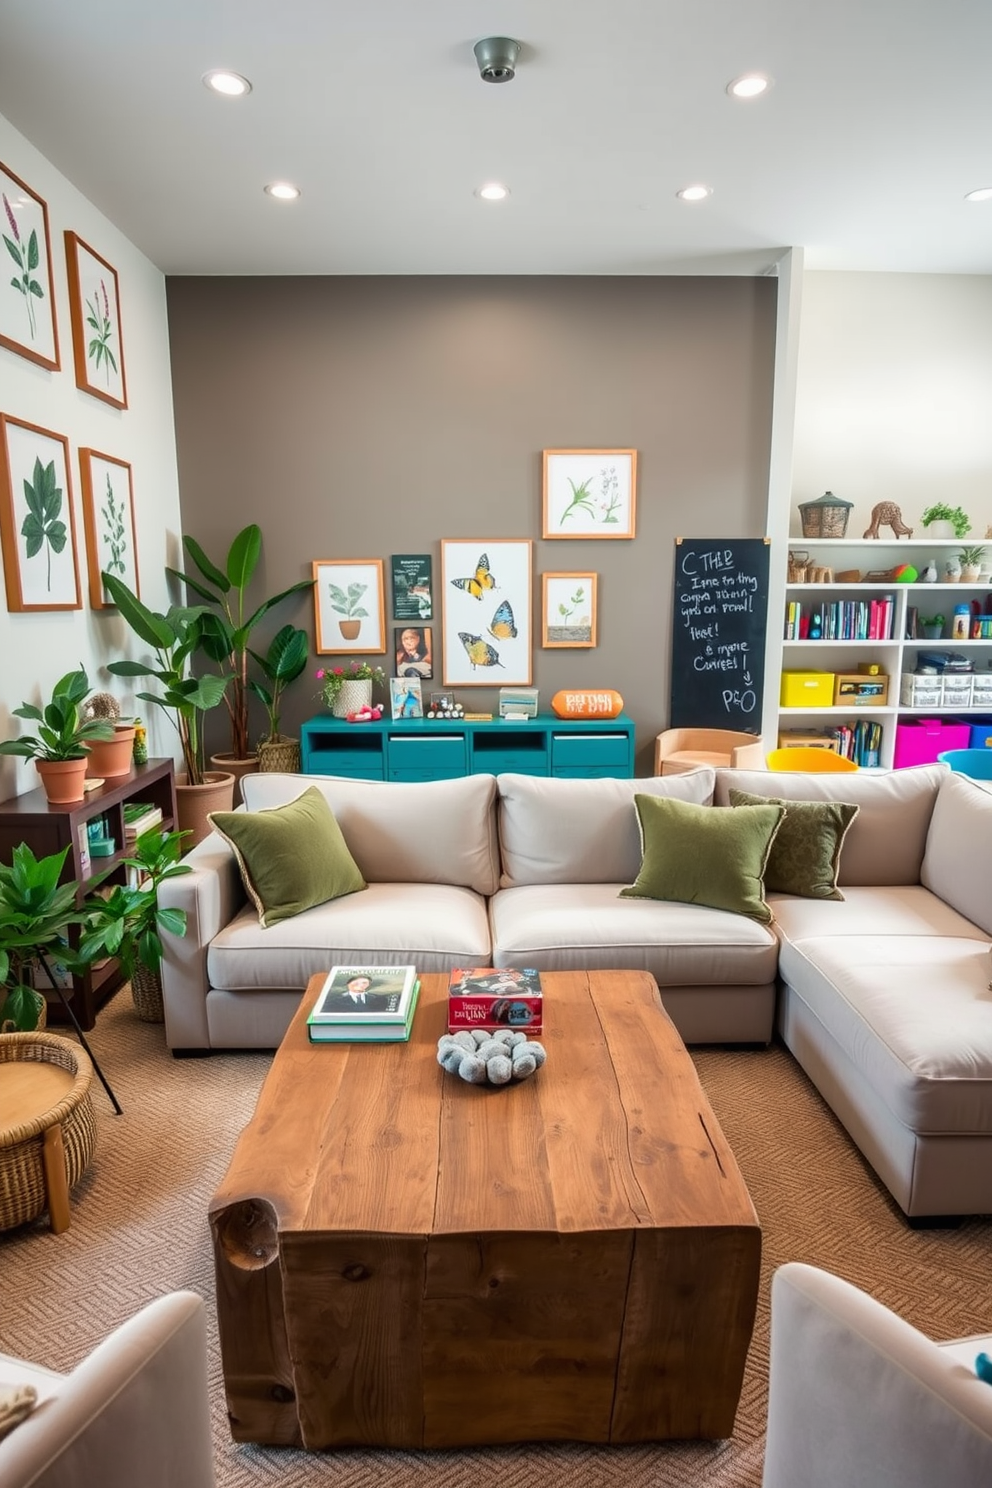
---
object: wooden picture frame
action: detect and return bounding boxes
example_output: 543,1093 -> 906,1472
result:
440,538 -> 532,686
64,230 -> 128,408
0,414 -> 81,612
0,161 -> 60,370
542,448 -> 637,539
78,448 -> 139,608
542,571 -> 598,647
312,558 -> 386,654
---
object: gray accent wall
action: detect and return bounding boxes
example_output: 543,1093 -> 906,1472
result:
165,275 -> 776,772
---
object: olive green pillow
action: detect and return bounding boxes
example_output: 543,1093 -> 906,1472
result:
728,788 -> 859,901
208,786 -> 366,927
619,793 -> 784,922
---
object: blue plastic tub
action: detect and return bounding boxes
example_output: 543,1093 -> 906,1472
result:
937,748 -> 992,780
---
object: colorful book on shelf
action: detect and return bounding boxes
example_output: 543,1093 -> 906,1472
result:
309,965 -> 418,1024
122,802 -> 163,839
307,974 -> 420,1043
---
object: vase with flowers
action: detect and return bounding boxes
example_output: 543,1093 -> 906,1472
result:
317,660 -> 386,719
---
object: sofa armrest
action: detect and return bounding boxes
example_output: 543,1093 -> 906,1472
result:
159,831 -> 245,1050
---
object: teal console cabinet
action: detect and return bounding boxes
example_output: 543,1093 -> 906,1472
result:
299,714 -> 635,781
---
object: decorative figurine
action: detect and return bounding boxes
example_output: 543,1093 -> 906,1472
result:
920,560 -> 938,583
863,501 -> 913,539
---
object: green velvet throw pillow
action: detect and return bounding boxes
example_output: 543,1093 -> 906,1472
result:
728,788 -> 859,900
208,786 -> 366,927
619,793 -> 784,922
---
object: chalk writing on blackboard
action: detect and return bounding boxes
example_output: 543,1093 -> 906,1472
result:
670,538 -> 769,732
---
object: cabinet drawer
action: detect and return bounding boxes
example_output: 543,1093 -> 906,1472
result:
551,732 -> 631,770
387,734 -> 467,775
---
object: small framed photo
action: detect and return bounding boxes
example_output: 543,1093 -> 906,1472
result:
393,624 -> 433,679
542,449 -> 637,539
313,558 -> 385,655
0,414 -> 81,612
390,675 -> 423,719
64,230 -> 128,409
440,538 -> 532,687
390,553 -> 433,620
78,448 -> 139,608
542,571 -> 598,647
430,690 -> 455,712
0,161 -> 60,370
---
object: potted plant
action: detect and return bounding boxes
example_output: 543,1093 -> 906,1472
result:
79,829 -> 191,1023
248,623 -> 310,772
316,660 -> 386,719
920,503 -> 971,540
166,525 -> 314,783
0,843 -> 87,1032
920,614 -> 945,640
0,667 -> 115,804
959,544 -> 986,582
82,691 -> 137,780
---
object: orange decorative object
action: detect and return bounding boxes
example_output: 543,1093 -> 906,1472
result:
551,689 -> 623,719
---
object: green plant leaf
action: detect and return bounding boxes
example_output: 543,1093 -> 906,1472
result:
101,573 -> 177,648
226,524 -> 262,590
182,535 -> 230,593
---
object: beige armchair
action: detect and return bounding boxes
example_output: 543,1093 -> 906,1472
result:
0,1291 -> 215,1488
762,1263 -> 992,1487
654,727 -> 765,775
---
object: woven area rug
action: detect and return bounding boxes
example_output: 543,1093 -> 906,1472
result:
3,989 -> 991,1488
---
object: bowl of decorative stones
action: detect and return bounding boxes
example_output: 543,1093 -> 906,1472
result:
437,1029 -> 547,1087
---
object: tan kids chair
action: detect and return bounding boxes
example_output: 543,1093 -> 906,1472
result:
654,727 -> 765,775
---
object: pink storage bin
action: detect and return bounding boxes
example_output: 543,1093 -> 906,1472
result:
893,718 -> 971,769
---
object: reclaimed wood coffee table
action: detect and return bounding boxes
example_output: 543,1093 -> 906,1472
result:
210,969 -> 760,1450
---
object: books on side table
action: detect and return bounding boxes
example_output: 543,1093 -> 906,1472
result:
122,801 -> 163,841
307,964 -> 420,1043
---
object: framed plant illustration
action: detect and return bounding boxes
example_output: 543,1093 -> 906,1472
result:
0,414 -> 81,612
312,558 -> 385,654
0,161 -> 59,370
79,448 -> 139,608
64,230 -> 128,409
440,539 -> 532,687
542,571 -> 598,647
542,448 -> 637,539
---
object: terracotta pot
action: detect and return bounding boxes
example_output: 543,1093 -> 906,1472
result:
36,758 -> 89,804
85,724 -> 137,780
175,771 -> 235,849
209,752 -> 259,804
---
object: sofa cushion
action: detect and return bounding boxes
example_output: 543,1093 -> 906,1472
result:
921,771 -> 992,937
620,794 -> 784,922
496,768 -> 715,888
715,764 -> 945,886
729,787 -> 859,900
771,884 -> 988,945
208,786 -> 366,927
241,771 -> 500,894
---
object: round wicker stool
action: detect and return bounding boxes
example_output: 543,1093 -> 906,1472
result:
0,1032 -> 96,1234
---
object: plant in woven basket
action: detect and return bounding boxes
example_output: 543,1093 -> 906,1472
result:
0,844 -> 87,1032
248,624 -> 309,745
79,829 -> 191,987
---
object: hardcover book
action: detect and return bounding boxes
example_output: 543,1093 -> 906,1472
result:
309,965 -> 418,1023
447,967 -> 543,1033
308,978 -> 420,1043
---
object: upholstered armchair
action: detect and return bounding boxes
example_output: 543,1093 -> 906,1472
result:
654,727 -> 765,775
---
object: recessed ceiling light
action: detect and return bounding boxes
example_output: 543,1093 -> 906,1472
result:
964,187 -> 992,202
476,182 -> 509,201
202,69 -> 252,97
264,182 -> 300,201
727,73 -> 772,99
677,184 -> 712,202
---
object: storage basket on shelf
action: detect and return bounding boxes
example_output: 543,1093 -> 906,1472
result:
797,491 -> 853,539
0,1031 -> 96,1233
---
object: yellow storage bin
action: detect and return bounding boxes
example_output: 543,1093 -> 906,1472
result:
780,671 -> 835,708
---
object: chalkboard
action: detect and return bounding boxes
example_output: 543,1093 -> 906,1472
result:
670,537 -> 770,733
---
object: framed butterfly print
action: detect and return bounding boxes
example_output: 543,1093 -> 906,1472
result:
312,558 -> 385,654
0,414 -> 81,612
542,571 -> 598,647
64,230 -> 128,409
0,161 -> 60,370
542,448 -> 637,539
441,538 -> 532,687
78,448 -> 139,608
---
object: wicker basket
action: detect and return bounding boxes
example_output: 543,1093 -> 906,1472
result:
130,964 -> 164,1023
257,735 -> 302,773
0,1032 -> 96,1232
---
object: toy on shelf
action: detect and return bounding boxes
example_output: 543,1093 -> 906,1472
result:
346,704 -> 383,724
864,501 -> 913,539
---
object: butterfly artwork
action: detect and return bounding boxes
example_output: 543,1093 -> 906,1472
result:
488,599 -> 517,641
450,551 -> 496,601
459,632 -> 504,670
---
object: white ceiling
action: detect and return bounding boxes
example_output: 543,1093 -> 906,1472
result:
1,0 -> 991,278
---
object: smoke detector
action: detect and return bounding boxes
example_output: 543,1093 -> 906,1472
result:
473,37 -> 520,83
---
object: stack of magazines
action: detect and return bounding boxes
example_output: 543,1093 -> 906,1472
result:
306,965 -> 420,1043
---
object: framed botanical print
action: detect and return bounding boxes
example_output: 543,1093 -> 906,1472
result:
64,230 -> 128,409
0,414 -> 81,611
78,448 -> 139,608
312,558 -> 386,654
440,539 -> 532,686
0,161 -> 60,370
542,571 -> 598,647
542,448 -> 637,539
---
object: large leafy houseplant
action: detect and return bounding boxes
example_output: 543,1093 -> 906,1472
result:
0,843 -> 85,1032
248,624 -> 309,744
167,525 -> 314,761
79,829 -> 191,982
0,666 -> 114,763
100,572 -> 229,786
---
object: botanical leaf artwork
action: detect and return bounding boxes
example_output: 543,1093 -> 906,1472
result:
557,585 -> 586,625
327,581 -> 368,620
560,465 -> 622,526
2,191 -> 44,340
21,456 -> 67,591
101,472 -> 127,576
85,279 -> 118,383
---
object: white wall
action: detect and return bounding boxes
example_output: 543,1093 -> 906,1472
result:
792,272 -> 992,541
0,112 -> 183,801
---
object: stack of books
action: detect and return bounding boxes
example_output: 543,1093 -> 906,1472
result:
306,964 -> 420,1043
123,801 -> 163,842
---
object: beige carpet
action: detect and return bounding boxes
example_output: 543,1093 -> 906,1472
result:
3,990 -> 991,1487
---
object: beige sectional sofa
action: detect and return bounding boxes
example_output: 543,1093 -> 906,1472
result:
158,762 -> 992,1221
